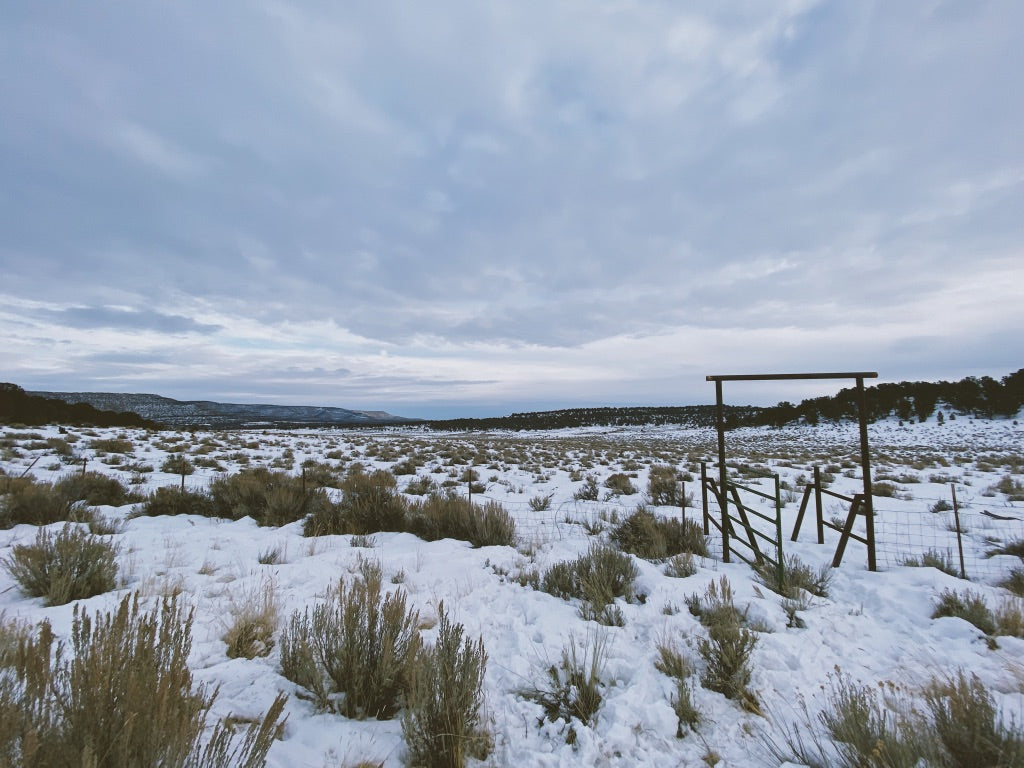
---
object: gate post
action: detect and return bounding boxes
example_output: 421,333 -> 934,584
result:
715,379 -> 730,562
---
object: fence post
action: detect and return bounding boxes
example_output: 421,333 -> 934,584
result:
81,457 -> 87,477
775,474 -> 784,586
701,462 -> 709,535
680,478 -> 686,522
180,459 -> 186,492
814,465 -> 825,544
951,484 -> 967,580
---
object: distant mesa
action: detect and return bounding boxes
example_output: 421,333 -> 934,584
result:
23,389 -> 420,428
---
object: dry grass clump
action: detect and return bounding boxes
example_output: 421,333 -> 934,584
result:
572,475 -> 600,501
280,561 -> 421,719
603,473 -> 637,496
138,485 -> 217,518
0,594 -> 286,767
765,670 -> 1024,768
654,638 -> 701,736
402,604 -> 491,768
689,577 -> 759,712
88,436 -> 135,454
901,548 -> 960,577
932,589 -> 998,636
0,476 -> 80,528
610,507 -> 709,560
924,670 -> 1024,766
305,468 -> 407,537
211,468 -> 331,527
3,524 -> 119,606
664,552 -> 698,578
54,470 -> 142,507
160,453 -> 195,476
540,543 -> 638,626
523,631 -> 608,745
223,576 -> 279,659
647,464 -> 684,506
754,554 -> 832,599
407,494 -> 516,548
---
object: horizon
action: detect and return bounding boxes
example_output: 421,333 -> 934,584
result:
21,365 -> 1021,422
3,4 -> 1022,415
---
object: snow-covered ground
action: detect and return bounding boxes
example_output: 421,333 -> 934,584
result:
2,415 -> 1023,767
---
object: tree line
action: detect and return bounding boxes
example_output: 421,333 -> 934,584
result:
0,383 -> 158,428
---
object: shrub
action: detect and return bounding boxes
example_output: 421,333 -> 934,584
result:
987,538 -> 1024,560
54,471 -> 141,506
0,476 -> 80,528
161,454 -> 195,476
405,476 -> 437,496
306,468 -> 407,536
403,605 -> 491,768
407,494 -> 516,548
211,468 -> 329,527
540,544 -> 638,624
280,563 -> 421,719
524,631 -> 608,745
872,481 -> 899,498
924,671 -> 1024,766
4,524 -> 119,606
1000,568 -> 1024,598
697,622 -> 758,712
764,669 -> 1024,768
932,589 -> 996,635
529,493 -> 553,511
138,486 -> 216,518
573,476 -> 600,501
604,473 -> 637,496
88,437 -> 134,454
817,674 -> 923,768
691,577 -> 758,711
754,554 -> 832,599
0,594 -> 286,767
610,507 -> 708,560
647,465 -> 682,506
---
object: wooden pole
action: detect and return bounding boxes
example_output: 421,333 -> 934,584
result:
951,484 -> 967,580
814,465 -> 824,544
856,377 -> 877,571
715,380 -> 729,562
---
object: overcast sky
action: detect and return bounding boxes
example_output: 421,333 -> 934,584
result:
2,2 -> 1022,418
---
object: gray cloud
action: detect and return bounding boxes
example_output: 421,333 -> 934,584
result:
1,1 -> 1022,416
36,307 -> 221,335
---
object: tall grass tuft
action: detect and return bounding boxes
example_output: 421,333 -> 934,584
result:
403,604 -> 491,768
540,543 -> 638,625
610,507 -> 709,560
0,594 -> 286,767
407,493 -> 516,548
524,631 -> 609,745
280,562 -> 421,719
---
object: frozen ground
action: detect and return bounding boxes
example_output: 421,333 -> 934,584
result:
2,414 -> 1023,767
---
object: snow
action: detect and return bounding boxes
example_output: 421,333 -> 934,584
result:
2,416 -> 1023,767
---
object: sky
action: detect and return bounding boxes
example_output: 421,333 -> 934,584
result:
2,1 -> 1022,419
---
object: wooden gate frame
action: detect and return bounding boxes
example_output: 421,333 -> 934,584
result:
706,372 -> 879,571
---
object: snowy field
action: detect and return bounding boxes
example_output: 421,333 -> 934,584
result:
2,415 -> 1023,767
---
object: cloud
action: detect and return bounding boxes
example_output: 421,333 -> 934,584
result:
35,306 -> 221,335
1,1 -> 1021,415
